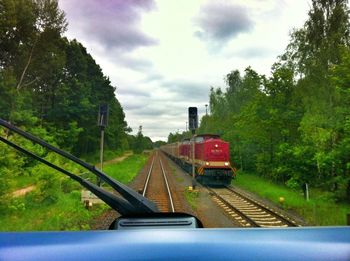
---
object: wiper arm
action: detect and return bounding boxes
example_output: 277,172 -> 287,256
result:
0,119 -> 158,214
0,136 -> 138,214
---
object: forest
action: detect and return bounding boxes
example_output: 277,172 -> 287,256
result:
1,0 -> 350,226
0,0 -> 152,213
169,0 -> 350,202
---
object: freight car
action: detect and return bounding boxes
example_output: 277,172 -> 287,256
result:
161,134 -> 235,186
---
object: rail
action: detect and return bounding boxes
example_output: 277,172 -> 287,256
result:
142,152 -> 175,212
160,158 -> 175,212
207,186 -> 298,227
225,186 -> 298,227
142,156 -> 155,197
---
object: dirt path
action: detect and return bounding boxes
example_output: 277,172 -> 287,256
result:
12,185 -> 35,197
11,152 -> 132,198
95,151 -> 133,168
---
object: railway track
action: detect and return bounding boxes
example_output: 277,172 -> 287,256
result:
208,186 -> 299,227
93,151 -> 177,229
142,151 -> 175,212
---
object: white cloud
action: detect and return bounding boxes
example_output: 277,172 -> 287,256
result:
59,0 -> 309,141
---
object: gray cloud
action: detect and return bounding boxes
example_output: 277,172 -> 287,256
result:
121,79 -> 210,126
115,54 -> 153,71
141,73 -> 164,83
125,95 -> 210,141
194,2 -> 253,42
136,107 -> 169,117
230,47 -> 275,59
127,103 -> 184,117
163,81 -> 209,102
90,25 -> 157,51
60,0 -> 158,51
117,87 -> 150,97
123,103 -> 145,111
130,115 -> 187,139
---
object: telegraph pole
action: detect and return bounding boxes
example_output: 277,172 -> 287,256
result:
205,104 -> 208,116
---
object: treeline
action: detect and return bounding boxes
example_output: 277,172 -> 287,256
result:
127,126 -> 153,154
170,0 -> 350,201
0,0 -> 130,156
0,0 -> 152,209
0,0 -> 156,155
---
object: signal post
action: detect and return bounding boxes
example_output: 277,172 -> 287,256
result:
97,104 -> 109,187
188,107 -> 198,189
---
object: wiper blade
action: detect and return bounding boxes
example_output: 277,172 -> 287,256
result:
0,119 -> 158,214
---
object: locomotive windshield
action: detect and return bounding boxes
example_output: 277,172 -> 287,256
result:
1,0 -> 350,232
194,137 -> 204,143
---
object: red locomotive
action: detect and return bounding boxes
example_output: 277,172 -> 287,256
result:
161,134 -> 235,185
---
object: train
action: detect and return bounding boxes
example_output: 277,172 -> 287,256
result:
161,134 -> 235,186
1,121 -> 349,261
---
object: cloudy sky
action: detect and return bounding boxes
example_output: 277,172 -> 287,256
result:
58,0 -> 309,141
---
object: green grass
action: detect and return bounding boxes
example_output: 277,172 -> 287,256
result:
10,175 -> 34,191
0,190 -> 108,231
234,171 -> 350,226
1,152 -> 149,231
170,165 -> 184,183
170,164 -> 197,210
184,188 -> 199,210
176,177 -> 184,183
103,153 -> 149,184
8,148 -> 127,191
81,149 -> 125,165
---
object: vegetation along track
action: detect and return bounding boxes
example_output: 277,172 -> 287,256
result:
142,151 -> 175,212
208,186 -> 299,227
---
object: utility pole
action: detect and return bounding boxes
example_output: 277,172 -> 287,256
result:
205,104 -> 208,116
186,122 -> 188,132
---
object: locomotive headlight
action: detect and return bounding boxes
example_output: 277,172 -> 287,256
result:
215,144 -> 218,148
205,162 -> 210,166
224,162 -> 230,166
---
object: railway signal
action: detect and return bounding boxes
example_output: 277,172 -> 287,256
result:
188,107 -> 198,133
188,107 -> 198,189
98,104 -> 109,127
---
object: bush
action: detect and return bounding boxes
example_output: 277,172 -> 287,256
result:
285,177 -> 300,190
61,178 -> 80,193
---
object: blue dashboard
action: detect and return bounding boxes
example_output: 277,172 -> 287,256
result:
1,227 -> 350,260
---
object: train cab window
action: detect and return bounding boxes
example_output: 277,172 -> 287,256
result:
182,139 -> 190,144
195,137 -> 204,143
1,1 -> 350,260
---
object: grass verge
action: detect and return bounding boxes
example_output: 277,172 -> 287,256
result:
10,175 -> 33,191
103,153 -> 148,184
184,188 -> 199,210
0,190 -> 108,231
1,152 -> 149,231
81,149 -> 124,165
233,171 -> 350,226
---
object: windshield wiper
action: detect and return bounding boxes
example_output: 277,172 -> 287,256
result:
0,119 -> 159,215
